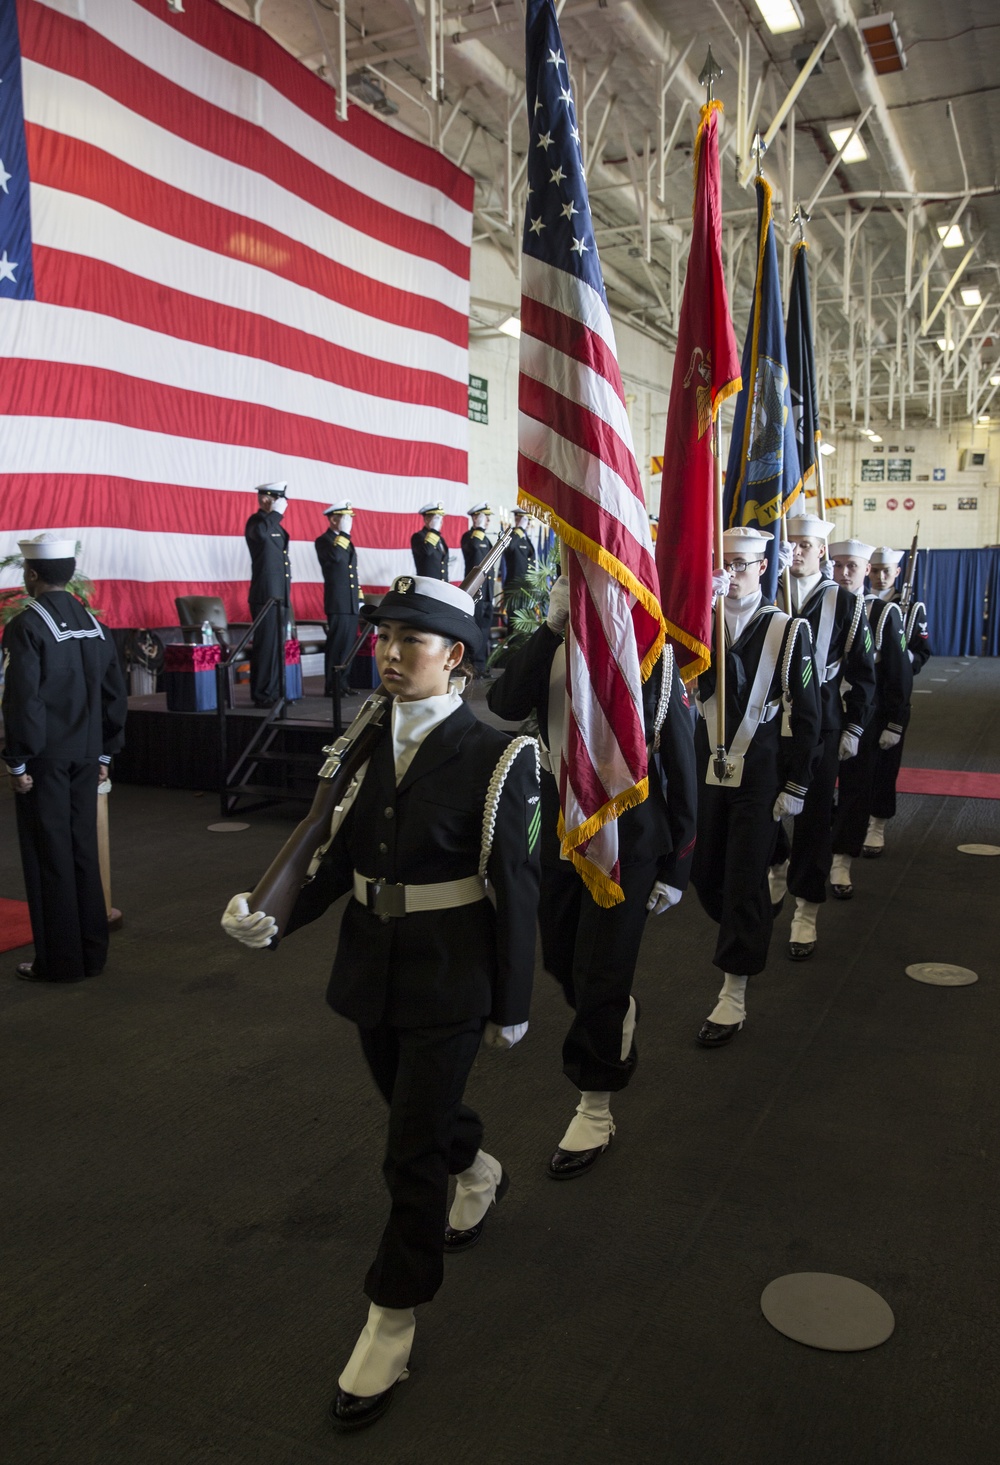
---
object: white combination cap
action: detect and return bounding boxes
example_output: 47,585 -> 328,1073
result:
870,545 -> 904,566
722,526 -> 773,555
324,501 -> 353,516
829,538 -> 876,561
18,532 -> 77,560
419,501 -> 444,516
467,501 -> 492,516
256,481 -> 287,497
785,514 -> 835,540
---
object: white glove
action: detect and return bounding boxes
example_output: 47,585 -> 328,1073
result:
879,729 -> 901,750
272,495 -> 288,516
222,893 -> 277,949
712,568 -> 732,599
777,540 -> 793,571
546,575 -> 570,634
646,881 -> 683,915
773,790 -> 804,821
907,650 -> 915,664
483,1020 -> 528,1050
838,731 -> 860,761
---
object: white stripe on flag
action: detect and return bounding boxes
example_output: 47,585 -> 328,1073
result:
22,60 -> 470,313
519,334 -> 634,450
1,301 -> 469,450
518,412 -> 651,545
521,255 -> 616,354
28,186 -> 468,384
37,0 -> 472,240
0,417 -> 466,505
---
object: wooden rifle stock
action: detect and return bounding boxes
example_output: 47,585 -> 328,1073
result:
248,525 -> 515,942
900,521 -> 920,610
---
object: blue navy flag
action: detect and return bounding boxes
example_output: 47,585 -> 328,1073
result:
786,241 -> 821,500
723,176 -> 803,602
0,0 -> 36,300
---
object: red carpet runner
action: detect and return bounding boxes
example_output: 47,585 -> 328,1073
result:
0,898 -> 33,953
896,768 -> 1000,800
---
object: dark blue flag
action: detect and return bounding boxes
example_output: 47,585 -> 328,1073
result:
786,241 -> 821,502
723,176 -> 802,601
0,0 -> 36,301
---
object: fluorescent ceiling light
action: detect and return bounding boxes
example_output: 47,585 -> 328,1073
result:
961,287 -> 982,306
751,0 -> 804,35
829,125 -> 868,164
937,224 -> 965,248
868,433 -> 883,443
990,373 -> 1000,386
936,338 -> 955,351
498,314 -> 521,339
819,441 -> 836,456
978,414 -> 991,424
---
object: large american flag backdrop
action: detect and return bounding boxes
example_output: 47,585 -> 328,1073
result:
0,0 -> 473,627
518,0 -> 664,907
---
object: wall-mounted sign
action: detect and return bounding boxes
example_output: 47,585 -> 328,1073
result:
863,497 -> 877,511
889,444 -> 899,452
903,497 -> 915,510
958,496 -> 978,510
933,467 -> 946,481
861,459 -> 885,481
905,445 -> 916,453
886,497 -> 898,510
887,458 -> 912,481
468,374 -> 488,424
932,503 -> 947,510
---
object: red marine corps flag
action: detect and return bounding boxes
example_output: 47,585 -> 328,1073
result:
518,0 -> 665,907
655,102 -> 742,681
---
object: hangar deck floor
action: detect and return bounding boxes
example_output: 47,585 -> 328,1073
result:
1,655 -> 997,1465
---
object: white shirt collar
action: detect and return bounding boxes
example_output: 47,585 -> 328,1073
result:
391,687 -> 463,783
723,588 -> 763,644
789,570 -> 823,612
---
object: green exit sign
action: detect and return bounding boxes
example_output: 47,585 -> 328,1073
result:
468,374 -> 488,424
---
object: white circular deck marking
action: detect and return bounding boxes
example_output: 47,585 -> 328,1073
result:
905,963 -> 978,986
207,822 -> 250,832
761,1274 -> 895,1352
957,844 -> 1000,856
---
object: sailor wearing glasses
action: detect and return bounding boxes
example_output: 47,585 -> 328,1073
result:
691,527 -> 821,1047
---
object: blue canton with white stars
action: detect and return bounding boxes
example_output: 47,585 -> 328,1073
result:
0,0 -> 36,300
523,0 -> 606,307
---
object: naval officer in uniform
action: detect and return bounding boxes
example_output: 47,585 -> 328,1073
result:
245,481 -> 291,707
315,501 -> 360,696
223,575 -> 540,1431
768,516 -> 876,959
2,534 -> 127,983
410,503 -> 449,580
501,509 -> 536,615
460,502 -> 495,676
865,546 -> 931,855
692,528 -> 821,1045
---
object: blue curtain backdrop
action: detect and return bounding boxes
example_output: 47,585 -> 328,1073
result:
898,547 -> 1000,657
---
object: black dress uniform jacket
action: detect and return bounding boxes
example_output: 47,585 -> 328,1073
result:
694,604 -> 821,974
315,529 -> 359,617
892,592 -> 931,672
773,581 -> 877,905
410,526 -> 449,580
245,508 -> 291,605
2,592 -> 127,983
461,527 -> 494,673
488,623 -> 697,1090
287,701 -> 540,1028
502,526 -> 536,593
871,593 -> 930,821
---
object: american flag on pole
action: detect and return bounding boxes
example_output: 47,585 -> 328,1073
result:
518,0 -> 665,907
0,0 -> 473,627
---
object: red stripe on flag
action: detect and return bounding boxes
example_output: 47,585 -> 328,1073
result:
0,362 -> 467,484
19,0 -> 471,280
26,125 -> 468,348
128,0 -> 472,204
33,249 -> 466,417
519,376 -> 644,498
0,477 -> 468,558
572,579 -> 648,782
521,299 -> 626,406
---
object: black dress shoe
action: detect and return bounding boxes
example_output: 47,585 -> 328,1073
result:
329,1381 -> 399,1431
696,1018 -> 744,1047
861,844 -> 883,859
830,883 -> 853,900
548,1132 -> 613,1181
444,1168 -> 510,1252
16,963 -> 63,983
787,940 -> 816,961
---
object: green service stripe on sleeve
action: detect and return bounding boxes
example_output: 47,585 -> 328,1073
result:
528,805 -> 542,852
802,659 -> 813,686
